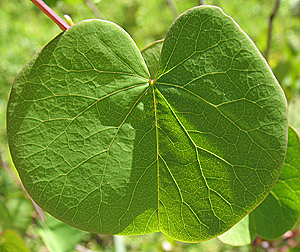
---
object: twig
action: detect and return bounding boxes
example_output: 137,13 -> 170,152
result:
85,0 -> 105,19
114,236 -> 126,252
165,0 -> 179,18
199,0 -> 205,5
265,0 -> 280,61
0,151 -> 46,221
31,0 -> 70,31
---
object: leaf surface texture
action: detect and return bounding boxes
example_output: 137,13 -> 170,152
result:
7,6 -> 287,242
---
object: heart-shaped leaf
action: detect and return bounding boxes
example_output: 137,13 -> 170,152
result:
218,126 -> 300,245
7,6 -> 287,242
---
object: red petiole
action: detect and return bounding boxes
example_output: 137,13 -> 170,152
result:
31,0 -> 70,31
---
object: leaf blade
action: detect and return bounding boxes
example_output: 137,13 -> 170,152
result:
251,126 -> 300,239
7,6 -> 288,243
154,5 -> 287,241
219,126 -> 300,244
7,19 -> 159,235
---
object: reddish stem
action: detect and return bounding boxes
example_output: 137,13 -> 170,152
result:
31,0 -> 70,31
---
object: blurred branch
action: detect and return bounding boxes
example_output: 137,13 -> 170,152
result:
0,151 -> 46,221
31,0 -> 70,31
165,0 -> 179,18
85,0 -> 105,19
114,236 -> 126,252
265,0 -> 280,62
199,0 -> 205,5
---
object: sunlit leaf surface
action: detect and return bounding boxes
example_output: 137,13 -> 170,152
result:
7,6 -> 287,242
219,126 -> 300,245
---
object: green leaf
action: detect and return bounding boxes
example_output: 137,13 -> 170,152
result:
0,229 -> 31,252
141,40 -> 164,79
217,215 -> 255,246
7,6 -> 287,242
252,126 -> 300,239
8,18 -> 154,236
289,95 -> 300,134
38,213 -> 85,252
219,126 -> 300,245
153,6 -> 287,241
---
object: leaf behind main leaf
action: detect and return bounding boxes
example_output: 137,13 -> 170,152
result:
289,95 -> 300,134
141,40 -> 164,79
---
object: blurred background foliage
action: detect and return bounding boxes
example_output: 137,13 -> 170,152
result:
1,0 -> 300,251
